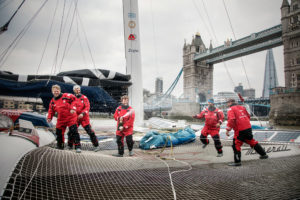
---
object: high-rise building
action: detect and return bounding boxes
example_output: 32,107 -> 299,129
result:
155,77 -> 163,95
262,49 -> 279,98
234,83 -> 244,96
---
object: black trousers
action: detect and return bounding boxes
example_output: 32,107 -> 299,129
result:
200,134 -> 223,153
116,135 -> 134,155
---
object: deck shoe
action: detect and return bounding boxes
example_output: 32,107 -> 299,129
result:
260,155 -> 268,159
76,148 -> 82,153
94,146 -> 101,152
228,162 -> 241,166
217,153 -> 223,157
112,153 -> 123,157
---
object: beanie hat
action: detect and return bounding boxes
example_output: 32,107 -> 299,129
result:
208,99 -> 214,104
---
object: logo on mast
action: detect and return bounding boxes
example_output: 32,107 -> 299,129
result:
128,21 -> 136,28
128,34 -> 136,40
128,13 -> 136,18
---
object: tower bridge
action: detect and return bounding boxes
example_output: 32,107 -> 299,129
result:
181,0 -> 300,125
194,24 -> 282,65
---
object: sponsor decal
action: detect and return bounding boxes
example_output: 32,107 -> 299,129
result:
128,21 -> 136,28
243,144 -> 291,155
128,48 -> 139,53
128,12 -> 136,18
128,34 -> 136,40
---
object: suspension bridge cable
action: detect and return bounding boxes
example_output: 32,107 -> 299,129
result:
0,0 -> 49,68
153,68 -> 183,107
58,0 -> 78,73
222,0 -> 251,89
35,0 -> 59,77
0,0 -> 25,34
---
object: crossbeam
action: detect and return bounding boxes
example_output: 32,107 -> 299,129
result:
194,24 -> 282,64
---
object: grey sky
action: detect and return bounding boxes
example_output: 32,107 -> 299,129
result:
0,0 -> 283,98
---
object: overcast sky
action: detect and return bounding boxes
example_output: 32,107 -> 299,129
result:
0,0 -> 284,98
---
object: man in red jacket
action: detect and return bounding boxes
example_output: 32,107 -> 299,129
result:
47,85 -> 81,153
68,85 -> 100,152
193,99 -> 224,157
113,95 -> 135,157
226,98 -> 268,166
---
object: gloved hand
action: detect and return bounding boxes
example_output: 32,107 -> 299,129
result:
192,115 -> 198,119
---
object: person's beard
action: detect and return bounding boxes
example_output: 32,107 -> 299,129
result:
208,104 -> 215,111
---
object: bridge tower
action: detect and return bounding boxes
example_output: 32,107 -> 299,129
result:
269,0 -> 300,126
183,33 -> 213,103
262,49 -> 279,98
281,0 -> 300,89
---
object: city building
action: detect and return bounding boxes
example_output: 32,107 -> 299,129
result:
155,77 -> 163,96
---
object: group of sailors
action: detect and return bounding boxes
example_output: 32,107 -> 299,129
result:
193,98 -> 268,166
47,84 -> 268,166
47,84 -> 135,156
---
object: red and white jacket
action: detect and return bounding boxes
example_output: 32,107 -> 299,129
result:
114,105 -> 135,136
47,93 -> 77,124
195,107 -> 224,129
226,104 -> 251,132
73,94 -> 90,117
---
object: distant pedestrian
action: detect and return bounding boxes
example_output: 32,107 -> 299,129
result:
226,98 -> 268,166
113,95 -> 135,157
68,85 -> 100,152
47,84 -> 81,153
193,99 -> 224,157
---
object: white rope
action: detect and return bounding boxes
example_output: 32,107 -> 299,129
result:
155,152 -> 193,200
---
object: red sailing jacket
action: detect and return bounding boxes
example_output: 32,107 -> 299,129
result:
73,94 -> 90,116
226,104 -> 251,132
47,93 -> 77,125
195,107 -> 224,129
114,105 -> 135,136
73,94 -> 91,127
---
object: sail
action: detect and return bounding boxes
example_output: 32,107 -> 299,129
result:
123,0 -> 144,124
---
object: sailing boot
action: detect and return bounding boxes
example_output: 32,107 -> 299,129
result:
228,151 -> 241,166
254,143 -> 268,159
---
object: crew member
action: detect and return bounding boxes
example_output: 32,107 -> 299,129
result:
226,98 -> 268,166
47,84 -> 81,153
68,85 -> 100,152
113,95 -> 135,157
193,99 -> 224,157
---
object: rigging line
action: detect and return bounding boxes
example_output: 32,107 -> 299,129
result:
58,0 -> 78,73
199,0 -> 235,88
222,0 -> 251,88
76,7 -> 96,69
36,0 -> 59,77
200,0 -> 218,45
64,13 -> 79,55
61,0 -> 74,37
75,13 -> 87,65
0,0 -> 25,34
0,0 -> 49,68
150,0 -> 159,76
0,0 -> 16,10
51,0 -> 66,76
192,0 -> 213,41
